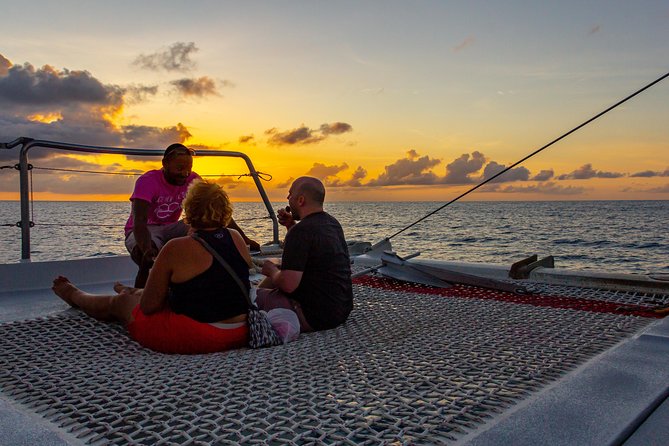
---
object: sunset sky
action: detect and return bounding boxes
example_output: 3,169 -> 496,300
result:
1,0 -> 668,202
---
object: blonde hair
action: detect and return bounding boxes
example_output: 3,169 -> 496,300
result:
182,180 -> 233,229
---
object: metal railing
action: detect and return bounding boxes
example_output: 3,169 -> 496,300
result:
1,137 -> 279,261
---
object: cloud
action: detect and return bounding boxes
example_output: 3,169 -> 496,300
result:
442,151 -> 486,184
306,162 -> 349,180
319,122 -> 353,135
588,25 -> 601,35
0,153 -> 142,196
0,61 -> 123,107
645,184 -> 669,193
133,42 -> 198,72
0,53 -> 193,166
266,126 -> 322,145
239,134 -> 255,144
630,168 -> 669,177
342,166 -> 368,187
532,169 -> 554,181
276,177 -> 294,189
556,163 -> 624,180
494,182 -> 586,195
170,76 -> 220,98
0,54 -> 10,76
481,161 -> 530,183
265,122 -> 353,146
453,36 -> 476,52
124,84 -> 159,104
121,123 -> 192,148
367,150 -> 441,186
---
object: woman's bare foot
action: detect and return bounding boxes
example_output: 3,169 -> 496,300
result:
113,282 -> 139,295
52,276 -> 80,308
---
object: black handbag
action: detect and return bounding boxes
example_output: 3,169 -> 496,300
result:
191,233 -> 282,348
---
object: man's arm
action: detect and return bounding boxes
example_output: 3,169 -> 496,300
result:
132,199 -> 157,260
261,261 -> 303,293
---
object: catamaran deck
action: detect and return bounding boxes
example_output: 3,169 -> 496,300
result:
1,256 -> 669,445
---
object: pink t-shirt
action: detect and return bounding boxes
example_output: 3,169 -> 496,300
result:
124,169 -> 201,235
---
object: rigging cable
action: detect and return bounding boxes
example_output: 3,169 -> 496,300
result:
31,166 -> 273,181
387,70 -> 669,241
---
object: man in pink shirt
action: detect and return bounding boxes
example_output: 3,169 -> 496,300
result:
125,143 -> 259,287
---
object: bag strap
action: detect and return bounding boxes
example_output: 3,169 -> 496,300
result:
191,232 -> 252,306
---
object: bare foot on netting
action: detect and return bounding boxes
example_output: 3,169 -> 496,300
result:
52,276 -> 80,308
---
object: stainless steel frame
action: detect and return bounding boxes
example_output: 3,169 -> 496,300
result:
2,137 -> 279,261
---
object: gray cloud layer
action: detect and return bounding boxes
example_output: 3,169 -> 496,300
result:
133,42 -> 199,72
170,77 -> 220,98
556,163 -> 624,180
265,122 -> 353,145
0,53 -> 193,165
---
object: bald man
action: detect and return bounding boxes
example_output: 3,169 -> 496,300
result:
258,176 -> 353,332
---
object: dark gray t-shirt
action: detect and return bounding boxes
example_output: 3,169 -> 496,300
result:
281,211 -> 353,330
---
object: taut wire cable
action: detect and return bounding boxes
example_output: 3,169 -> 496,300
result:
387,71 -> 669,241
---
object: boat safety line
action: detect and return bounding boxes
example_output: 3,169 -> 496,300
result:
353,275 -> 666,319
29,165 -> 273,181
386,70 -> 669,241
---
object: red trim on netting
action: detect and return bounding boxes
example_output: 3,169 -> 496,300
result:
353,275 -> 663,319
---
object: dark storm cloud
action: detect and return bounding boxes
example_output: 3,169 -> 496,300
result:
265,122 -> 353,146
133,42 -> 199,72
556,163 -> 624,180
366,150 -> 441,186
170,77 -> 220,98
442,151 -> 486,184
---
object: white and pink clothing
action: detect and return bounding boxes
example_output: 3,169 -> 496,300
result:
124,169 -> 201,236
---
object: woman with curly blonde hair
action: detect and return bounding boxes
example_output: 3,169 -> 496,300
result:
52,180 -> 254,354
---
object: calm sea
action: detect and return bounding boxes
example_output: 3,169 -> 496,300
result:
0,200 -> 667,275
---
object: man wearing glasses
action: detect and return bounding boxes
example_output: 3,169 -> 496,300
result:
124,143 -> 259,287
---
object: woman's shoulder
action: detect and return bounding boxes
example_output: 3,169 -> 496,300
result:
163,235 -> 199,253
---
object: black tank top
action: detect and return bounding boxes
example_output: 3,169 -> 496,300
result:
167,228 -> 249,322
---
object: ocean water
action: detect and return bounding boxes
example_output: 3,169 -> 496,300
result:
0,200 -> 667,275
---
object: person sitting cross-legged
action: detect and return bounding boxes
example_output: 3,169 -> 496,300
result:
53,180 -> 253,354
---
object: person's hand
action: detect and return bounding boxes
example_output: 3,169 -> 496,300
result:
142,246 -> 158,264
261,259 -> 279,278
277,206 -> 295,229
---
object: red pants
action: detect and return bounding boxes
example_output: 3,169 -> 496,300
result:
127,306 -> 248,354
